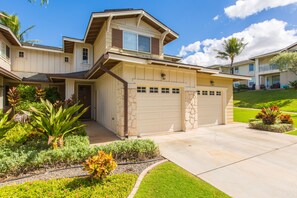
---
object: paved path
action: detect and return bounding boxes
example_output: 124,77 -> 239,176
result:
147,123 -> 297,198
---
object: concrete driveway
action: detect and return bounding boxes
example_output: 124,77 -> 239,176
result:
147,123 -> 297,198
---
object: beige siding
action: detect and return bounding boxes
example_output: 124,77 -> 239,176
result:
107,18 -> 163,59
93,22 -> 107,63
280,71 -> 297,86
95,64 -> 123,134
0,33 -> 12,71
197,73 -> 234,123
122,62 -> 196,88
11,47 -> 73,73
74,43 -> 93,72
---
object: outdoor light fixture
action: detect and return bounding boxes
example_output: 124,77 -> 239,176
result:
210,80 -> 214,86
161,73 -> 166,80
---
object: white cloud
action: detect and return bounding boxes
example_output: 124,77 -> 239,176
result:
225,0 -> 297,19
213,15 -> 220,21
179,19 -> 297,67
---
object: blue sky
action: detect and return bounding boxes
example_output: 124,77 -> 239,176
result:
1,0 -> 297,66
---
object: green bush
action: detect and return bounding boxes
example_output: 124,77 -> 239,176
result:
15,101 -> 46,113
0,138 -> 159,177
0,174 -> 137,198
249,120 -> 294,133
45,87 -> 61,103
16,84 -> 36,102
2,123 -> 37,144
289,80 -> 297,89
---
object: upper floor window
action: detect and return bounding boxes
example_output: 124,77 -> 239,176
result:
64,56 -> 69,63
19,51 -> 25,58
249,64 -> 254,72
6,45 -> 10,59
234,67 -> 239,74
123,31 -> 151,53
82,48 -> 88,64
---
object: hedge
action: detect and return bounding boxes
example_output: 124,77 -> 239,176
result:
249,120 -> 295,133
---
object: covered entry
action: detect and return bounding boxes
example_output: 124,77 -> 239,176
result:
197,88 -> 224,126
136,86 -> 182,134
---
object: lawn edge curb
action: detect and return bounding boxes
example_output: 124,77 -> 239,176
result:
127,159 -> 168,198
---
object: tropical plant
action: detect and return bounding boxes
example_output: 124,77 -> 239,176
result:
17,84 -> 36,102
35,87 -> 45,101
0,11 -> 35,42
279,114 -> 294,124
215,37 -> 247,74
255,106 -> 281,125
7,87 -> 19,114
29,99 -> 88,149
0,109 -> 15,139
270,52 -> 297,76
83,151 -> 117,180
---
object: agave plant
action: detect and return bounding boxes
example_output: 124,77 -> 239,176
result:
0,109 -> 15,139
29,99 -> 88,149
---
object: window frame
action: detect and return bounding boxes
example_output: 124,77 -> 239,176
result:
172,88 -> 180,94
64,56 -> 70,63
123,31 -> 151,53
18,51 -> 25,58
137,87 -> 146,93
5,45 -> 10,59
82,47 -> 89,64
149,87 -> 158,93
202,91 -> 208,95
216,91 -> 222,96
161,88 -> 170,94
249,64 -> 254,72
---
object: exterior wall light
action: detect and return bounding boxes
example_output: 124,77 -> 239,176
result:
210,80 -> 214,86
161,73 -> 166,80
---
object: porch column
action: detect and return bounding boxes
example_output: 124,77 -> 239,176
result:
0,76 -> 3,110
65,79 -> 75,99
255,59 -> 260,90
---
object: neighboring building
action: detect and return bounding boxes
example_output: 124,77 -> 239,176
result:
211,42 -> 297,89
0,9 -> 249,137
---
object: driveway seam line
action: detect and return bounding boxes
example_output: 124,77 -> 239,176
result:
196,141 -> 297,176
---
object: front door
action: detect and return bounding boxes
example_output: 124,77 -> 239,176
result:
78,85 -> 92,119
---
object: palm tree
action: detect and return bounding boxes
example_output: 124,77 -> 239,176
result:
215,37 -> 247,74
0,11 -> 35,42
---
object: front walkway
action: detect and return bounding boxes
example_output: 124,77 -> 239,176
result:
83,121 -> 120,145
146,123 -> 297,198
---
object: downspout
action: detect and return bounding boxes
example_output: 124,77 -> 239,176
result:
100,66 -> 129,138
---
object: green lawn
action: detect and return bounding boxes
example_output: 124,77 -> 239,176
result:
234,108 -> 297,136
234,89 -> 297,112
135,162 -> 230,198
0,174 -> 137,198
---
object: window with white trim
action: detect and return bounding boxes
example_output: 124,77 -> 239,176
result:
202,91 -> 208,95
172,88 -> 180,94
216,91 -> 222,96
82,48 -> 88,64
197,90 -> 201,95
161,88 -> 170,93
149,87 -> 158,93
137,87 -> 146,93
123,31 -> 151,53
18,51 -> 24,58
64,57 -> 69,63
210,91 -> 215,95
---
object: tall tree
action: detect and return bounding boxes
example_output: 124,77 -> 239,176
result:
270,52 -> 297,76
0,11 -> 35,42
215,37 -> 247,74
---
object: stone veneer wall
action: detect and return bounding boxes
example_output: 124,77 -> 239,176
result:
184,91 -> 198,130
116,82 -> 124,136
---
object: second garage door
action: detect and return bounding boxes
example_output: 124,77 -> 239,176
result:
137,86 -> 182,134
197,89 -> 224,126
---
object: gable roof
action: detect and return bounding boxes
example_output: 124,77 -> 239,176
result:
84,9 -> 179,45
0,24 -> 22,46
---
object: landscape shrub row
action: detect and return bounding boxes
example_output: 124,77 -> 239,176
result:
249,120 -> 295,133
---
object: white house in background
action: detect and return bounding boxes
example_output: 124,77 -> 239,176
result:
210,42 -> 297,89
0,9 -> 249,137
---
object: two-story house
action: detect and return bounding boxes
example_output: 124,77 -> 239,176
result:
211,42 -> 297,89
0,9 -> 249,137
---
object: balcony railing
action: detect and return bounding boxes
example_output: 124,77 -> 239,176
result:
259,64 -> 279,73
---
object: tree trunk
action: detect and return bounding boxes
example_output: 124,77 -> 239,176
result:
230,58 -> 234,74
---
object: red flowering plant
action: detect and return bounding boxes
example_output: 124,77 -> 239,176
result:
256,106 -> 281,125
279,114 -> 294,124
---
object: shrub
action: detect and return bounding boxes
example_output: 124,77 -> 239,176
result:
0,109 -> 15,139
16,84 -> 36,102
15,101 -> 46,113
289,80 -> 297,89
249,120 -> 294,133
0,138 -> 159,177
256,106 -> 281,125
45,87 -> 61,103
279,114 -> 294,124
83,151 -> 117,180
2,123 -> 38,144
29,99 -> 88,149
238,84 -> 248,90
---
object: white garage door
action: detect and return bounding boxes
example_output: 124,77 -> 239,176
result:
197,89 -> 224,126
137,86 -> 182,134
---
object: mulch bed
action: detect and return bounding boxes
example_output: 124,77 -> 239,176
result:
0,157 -> 164,187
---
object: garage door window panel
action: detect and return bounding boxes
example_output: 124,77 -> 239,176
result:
202,91 -> 208,95
137,87 -> 146,93
162,88 -> 170,93
216,91 -> 222,96
210,91 -> 215,96
150,87 -> 158,93
172,88 -> 180,94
